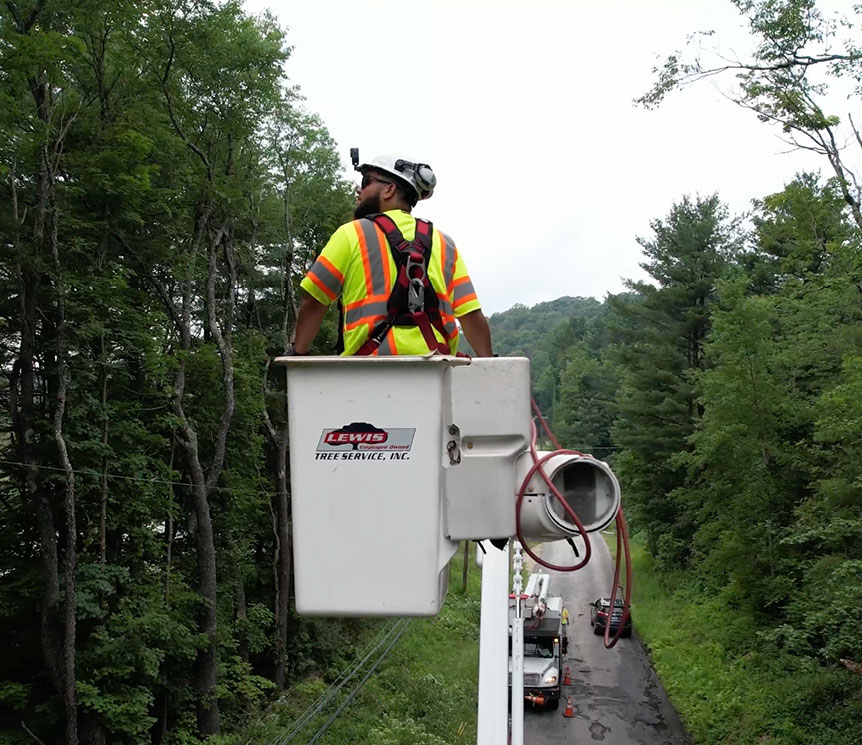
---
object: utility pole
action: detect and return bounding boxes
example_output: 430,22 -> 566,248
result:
476,540 -> 510,745
511,541 -> 525,745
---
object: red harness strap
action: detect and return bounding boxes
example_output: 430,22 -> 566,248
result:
355,214 -> 451,356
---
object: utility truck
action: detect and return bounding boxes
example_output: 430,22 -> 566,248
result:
508,572 -> 566,710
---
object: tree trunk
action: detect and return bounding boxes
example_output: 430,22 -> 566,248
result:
164,434 -> 176,601
79,714 -> 107,745
50,187 -> 79,745
236,581 -> 249,665
16,66 -> 77,739
173,273 -> 222,734
17,261 -> 64,695
273,420 -> 291,689
99,337 -> 109,567
166,212 -> 236,736
188,464 -> 220,735
263,345 -> 293,689
461,541 -> 469,593
9,145 -> 63,701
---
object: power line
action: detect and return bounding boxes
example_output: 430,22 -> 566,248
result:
265,620 -> 402,745
0,458 -> 285,498
260,620 -> 410,745
304,621 -> 411,745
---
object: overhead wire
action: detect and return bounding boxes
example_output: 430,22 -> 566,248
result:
0,458 -> 287,499
303,620 -> 411,745
266,621 -> 395,745
264,620 -> 398,745
262,619 -> 409,745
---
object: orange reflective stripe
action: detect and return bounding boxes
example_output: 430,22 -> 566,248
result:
345,300 -> 388,326
353,219 -> 388,295
345,293 -> 389,312
318,255 -> 344,283
453,292 -> 477,309
307,272 -> 336,301
437,292 -> 454,317
377,330 -> 398,355
439,232 -> 450,293
368,224 -> 388,294
353,221 -> 374,295
346,314 -> 383,331
377,223 -> 392,290
444,241 -> 458,294
452,276 -> 477,305
307,256 -> 343,299
439,302 -> 457,338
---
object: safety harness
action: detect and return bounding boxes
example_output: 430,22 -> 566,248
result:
352,213 -> 451,356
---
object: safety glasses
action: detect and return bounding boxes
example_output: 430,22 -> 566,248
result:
360,173 -> 394,190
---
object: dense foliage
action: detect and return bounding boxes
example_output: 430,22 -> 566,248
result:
628,536 -> 861,745
492,172 -> 862,742
0,1 -> 352,743
239,550 -> 482,745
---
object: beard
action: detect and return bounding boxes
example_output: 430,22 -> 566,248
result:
354,191 -> 382,219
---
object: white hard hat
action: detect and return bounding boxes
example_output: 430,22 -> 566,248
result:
358,154 -> 436,201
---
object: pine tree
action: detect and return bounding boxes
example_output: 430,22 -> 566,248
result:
610,194 -> 740,562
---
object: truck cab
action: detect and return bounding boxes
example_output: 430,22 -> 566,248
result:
508,585 -> 564,710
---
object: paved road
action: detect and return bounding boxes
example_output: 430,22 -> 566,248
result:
522,538 -> 690,745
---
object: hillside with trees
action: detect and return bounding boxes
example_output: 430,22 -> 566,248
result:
489,175 -> 862,743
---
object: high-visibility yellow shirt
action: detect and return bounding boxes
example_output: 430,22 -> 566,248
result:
300,210 -> 482,355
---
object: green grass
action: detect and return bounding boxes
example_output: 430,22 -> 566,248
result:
234,545 -> 482,745
235,532 -> 862,745
619,533 -> 862,745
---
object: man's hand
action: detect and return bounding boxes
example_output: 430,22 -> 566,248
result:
458,309 -> 493,357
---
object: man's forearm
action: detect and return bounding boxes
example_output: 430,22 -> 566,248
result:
293,293 -> 329,354
458,309 -> 493,357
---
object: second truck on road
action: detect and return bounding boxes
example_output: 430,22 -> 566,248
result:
509,573 -> 567,710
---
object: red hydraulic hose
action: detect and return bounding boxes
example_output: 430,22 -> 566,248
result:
518,398 -> 633,649
531,396 -> 563,451
603,508 -> 632,649
515,424 -> 592,572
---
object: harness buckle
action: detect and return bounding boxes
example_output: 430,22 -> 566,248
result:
405,251 -> 426,312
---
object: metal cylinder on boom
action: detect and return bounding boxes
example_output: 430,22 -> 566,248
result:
516,452 -> 621,542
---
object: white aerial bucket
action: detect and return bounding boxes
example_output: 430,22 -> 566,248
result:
445,357 -> 531,540
278,354 -> 617,617
280,355 -> 468,616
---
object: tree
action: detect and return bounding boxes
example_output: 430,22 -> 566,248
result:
638,0 -> 862,231
0,1 -> 352,741
553,346 -> 620,460
742,172 -> 851,291
610,195 -> 740,560
680,172 -> 859,612
143,2 -> 290,732
2,2 -> 92,739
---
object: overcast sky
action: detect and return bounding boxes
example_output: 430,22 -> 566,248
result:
242,0 -> 852,315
